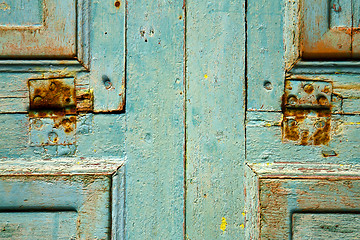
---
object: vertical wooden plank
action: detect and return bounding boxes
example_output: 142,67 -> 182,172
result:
186,1 -> 245,239
125,1 -> 185,239
90,0 -> 126,112
247,0 -> 285,111
112,167 -> 125,240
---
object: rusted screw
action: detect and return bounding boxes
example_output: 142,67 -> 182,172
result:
315,120 -> 326,129
33,96 -> 43,103
317,95 -> 329,105
287,119 -> 297,127
303,84 -> 314,94
32,119 -> 43,129
322,86 -> 330,94
49,82 -> 56,91
48,132 -> 59,143
114,0 -> 120,7
287,95 -> 298,105
263,81 -> 273,91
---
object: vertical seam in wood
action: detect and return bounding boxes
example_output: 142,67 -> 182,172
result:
182,0 -> 187,239
244,0 -> 248,160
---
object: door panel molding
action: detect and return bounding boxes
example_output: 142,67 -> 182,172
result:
245,163 -> 360,239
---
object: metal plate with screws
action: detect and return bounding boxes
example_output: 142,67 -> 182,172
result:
29,116 -> 76,146
29,78 -> 76,111
284,80 -> 332,108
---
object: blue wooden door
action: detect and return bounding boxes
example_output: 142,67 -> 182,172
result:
0,0 -> 125,239
1,0 -> 359,239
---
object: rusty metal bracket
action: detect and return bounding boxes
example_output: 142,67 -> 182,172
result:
282,80 -> 333,145
29,78 -> 76,113
28,77 -> 90,147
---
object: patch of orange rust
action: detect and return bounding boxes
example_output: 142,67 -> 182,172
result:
29,79 -> 76,110
301,29 -> 352,59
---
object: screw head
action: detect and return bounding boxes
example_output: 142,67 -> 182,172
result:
317,95 -> 329,105
48,132 -> 59,143
303,84 -> 314,94
287,95 -> 298,105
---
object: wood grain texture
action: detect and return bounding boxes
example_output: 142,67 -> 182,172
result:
0,211 -> 78,240
0,0 -> 76,58
125,1 -> 185,239
0,175 -> 113,239
293,213 -> 360,240
259,178 -> 360,239
247,0 -> 285,111
186,0 -> 245,239
90,0 -> 126,112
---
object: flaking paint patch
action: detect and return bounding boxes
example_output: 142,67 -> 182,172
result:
220,217 -> 227,231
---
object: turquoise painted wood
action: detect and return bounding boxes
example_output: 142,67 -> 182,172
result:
0,0 -> 359,239
125,1 -> 185,238
186,1 -> 245,239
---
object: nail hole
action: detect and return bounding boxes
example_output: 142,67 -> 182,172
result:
114,1 -> 120,8
263,81 -> 273,90
102,75 -> 113,90
317,95 -> 329,105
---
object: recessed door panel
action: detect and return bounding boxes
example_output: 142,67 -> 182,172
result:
293,213 -> 360,239
0,0 -> 76,58
0,211 -> 77,240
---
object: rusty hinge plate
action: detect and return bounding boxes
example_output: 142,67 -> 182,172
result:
284,80 -> 332,108
29,78 -> 76,112
282,80 -> 333,146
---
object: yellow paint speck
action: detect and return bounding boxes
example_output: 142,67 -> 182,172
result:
265,123 -> 271,127
340,164 -> 344,166
240,224 -> 244,229
204,74 -> 208,79
94,149 -> 97,152
220,217 -> 227,231
242,212 -> 245,216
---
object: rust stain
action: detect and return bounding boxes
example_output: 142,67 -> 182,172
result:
29,79 -> 76,111
282,109 -> 331,146
114,0 -> 120,8
53,116 -> 76,134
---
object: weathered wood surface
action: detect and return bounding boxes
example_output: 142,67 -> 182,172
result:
186,0 -> 245,239
246,111 -> 360,164
0,0 -> 76,58
125,1 -> 185,239
293,213 -> 360,240
247,0 -> 285,111
0,0 -> 359,239
0,211 -> 78,240
0,175 -> 113,239
0,0 -> 125,113
259,178 -> 360,239
0,114 -> 126,159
